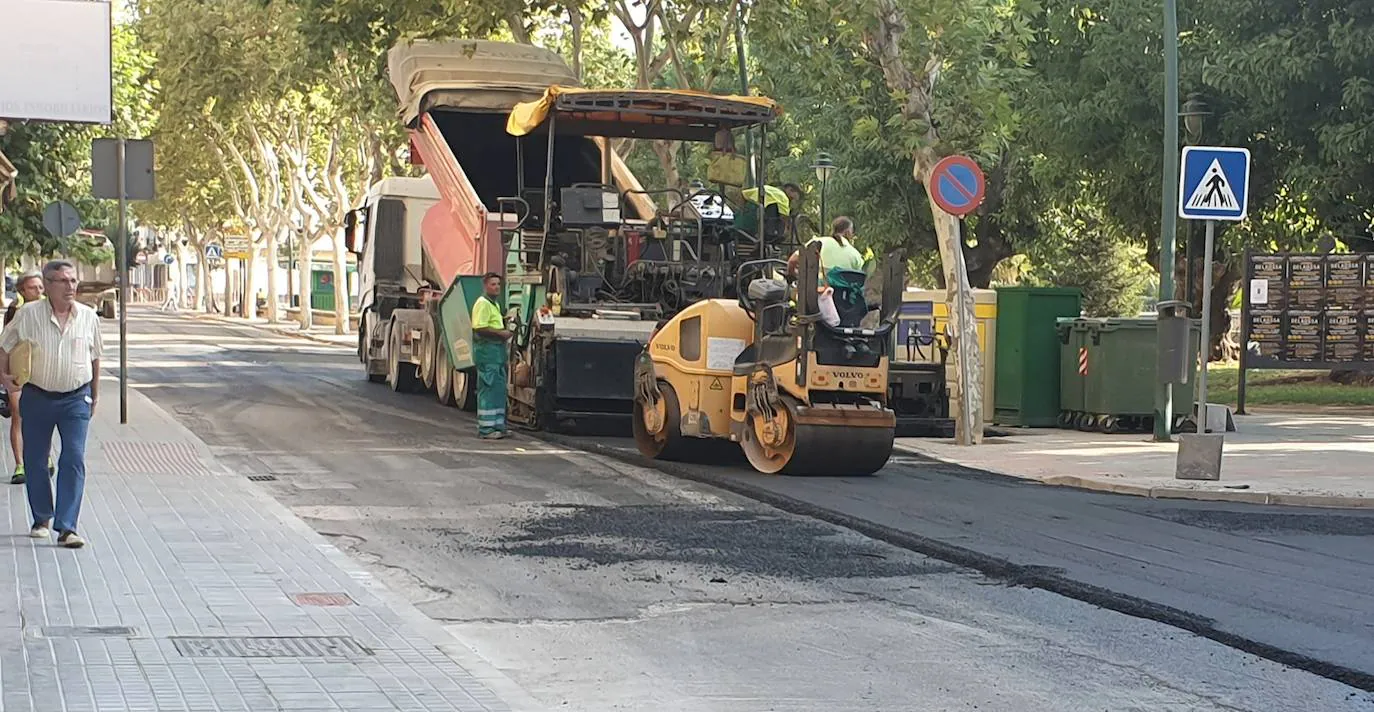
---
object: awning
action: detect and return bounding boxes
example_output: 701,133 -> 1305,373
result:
507,86 -> 782,141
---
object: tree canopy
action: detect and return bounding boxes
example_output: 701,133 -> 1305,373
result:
2,0 -> 1367,346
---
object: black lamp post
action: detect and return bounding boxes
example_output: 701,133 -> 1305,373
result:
1180,93 -> 1211,145
811,152 -> 837,228
1179,94 -> 1212,304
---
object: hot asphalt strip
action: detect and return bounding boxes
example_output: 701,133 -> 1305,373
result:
529,426 -> 1374,694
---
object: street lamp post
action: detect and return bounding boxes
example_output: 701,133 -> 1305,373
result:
1154,0 -> 1182,442
812,152 -> 837,228
1179,94 -> 1212,306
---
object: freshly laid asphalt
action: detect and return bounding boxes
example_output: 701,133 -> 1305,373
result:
120,308 -> 1374,697
546,419 -> 1374,690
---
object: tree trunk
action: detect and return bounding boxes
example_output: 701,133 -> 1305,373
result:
915,148 -> 984,444
568,5 -> 585,80
650,141 -> 682,192
223,262 -> 234,317
1206,265 -> 1241,363
967,215 -> 1015,289
264,227 -> 280,322
297,235 -> 313,330
195,255 -> 208,313
331,234 -> 349,335
242,246 -> 259,320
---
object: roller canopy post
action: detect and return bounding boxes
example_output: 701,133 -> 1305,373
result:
798,241 -> 821,316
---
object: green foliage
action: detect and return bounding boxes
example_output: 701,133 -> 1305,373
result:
17,0 -> 1358,311
1019,205 -> 1156,316
1025,0 -> 1374,256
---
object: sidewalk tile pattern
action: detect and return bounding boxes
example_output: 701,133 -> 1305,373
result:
0,394 -> 514,712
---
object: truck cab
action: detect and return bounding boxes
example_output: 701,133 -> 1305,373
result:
348,176 -> 440,382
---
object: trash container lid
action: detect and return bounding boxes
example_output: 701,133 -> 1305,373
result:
1096,317 -> 1159,331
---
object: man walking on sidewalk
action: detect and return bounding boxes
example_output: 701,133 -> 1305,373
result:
0,260 -> 102,548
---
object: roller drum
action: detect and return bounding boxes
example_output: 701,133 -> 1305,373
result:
740,396 -> 894,476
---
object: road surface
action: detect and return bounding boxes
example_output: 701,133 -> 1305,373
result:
98,308 -> 1374,710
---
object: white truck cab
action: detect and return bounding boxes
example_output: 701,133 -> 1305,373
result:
347,176 -> 440,383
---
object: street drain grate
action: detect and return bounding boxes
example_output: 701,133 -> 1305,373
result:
171,636 -> 372,658
34,626 -> 139,639
292,592 -> 355,607
102,442 -> 214,475
247,475 -> 278,482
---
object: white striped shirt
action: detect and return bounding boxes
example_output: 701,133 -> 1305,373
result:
0,300 -> 103,392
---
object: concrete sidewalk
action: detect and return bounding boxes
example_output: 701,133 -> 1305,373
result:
188,311 -> 356,347
899,412 -> 1374,508
0,387 -> 538,711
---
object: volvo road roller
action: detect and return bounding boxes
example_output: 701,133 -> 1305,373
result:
633,244 -> 905,475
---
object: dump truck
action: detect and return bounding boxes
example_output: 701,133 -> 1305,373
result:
352,38 -> 786,432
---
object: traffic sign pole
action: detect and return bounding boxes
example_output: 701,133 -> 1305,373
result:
1196,219 -> 1216,432
117,138 -> 128,425
951,213 -> 977,446
927,155 -> 987,446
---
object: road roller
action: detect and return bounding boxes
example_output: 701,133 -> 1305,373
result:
633,244 -> 905,475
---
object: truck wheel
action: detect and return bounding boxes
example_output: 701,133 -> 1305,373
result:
362,323 -> 385,382
453,369 -> 476,412
419,329 -> 437,390
387,322 -> 421,393
435,356 -> 456,406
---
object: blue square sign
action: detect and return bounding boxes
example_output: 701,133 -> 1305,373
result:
1178,146 -> 1251,221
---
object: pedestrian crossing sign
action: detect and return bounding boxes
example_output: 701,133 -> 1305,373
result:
1178,146 -> 1251,221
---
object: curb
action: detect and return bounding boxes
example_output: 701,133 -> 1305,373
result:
188,312 -> 351,347
896,445 -> 1374,510
523,428 -> 1374,693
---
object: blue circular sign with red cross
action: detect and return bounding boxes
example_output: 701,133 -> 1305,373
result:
928,155 -> 986,218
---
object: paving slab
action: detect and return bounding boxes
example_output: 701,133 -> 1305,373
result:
899,412 -> 1374,507
0,386 -> 539,712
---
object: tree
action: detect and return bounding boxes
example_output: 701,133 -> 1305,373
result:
748,0 -> 1036,442
1025,0 -> 1374,358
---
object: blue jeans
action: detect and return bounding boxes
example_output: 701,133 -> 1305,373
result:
21,383 -> 92,533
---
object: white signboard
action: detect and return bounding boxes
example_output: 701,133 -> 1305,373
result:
1248,278 -> 1269,306
0,0 -> 113,124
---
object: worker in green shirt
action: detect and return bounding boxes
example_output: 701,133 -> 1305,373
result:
471,272 -> 512,439
787,215 -> 866,283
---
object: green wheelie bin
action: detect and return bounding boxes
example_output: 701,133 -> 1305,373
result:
1056,318 -> 1089,428
1081,317 -> 1200,433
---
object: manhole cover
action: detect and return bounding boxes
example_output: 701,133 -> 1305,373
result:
33,626 -> 139,638
247,475 -> 278,482
171,636 -> 372,658
292,592 -> 355,607
102,442 -> 213,475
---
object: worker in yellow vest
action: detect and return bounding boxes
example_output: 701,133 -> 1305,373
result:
786,215 -> 865,284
